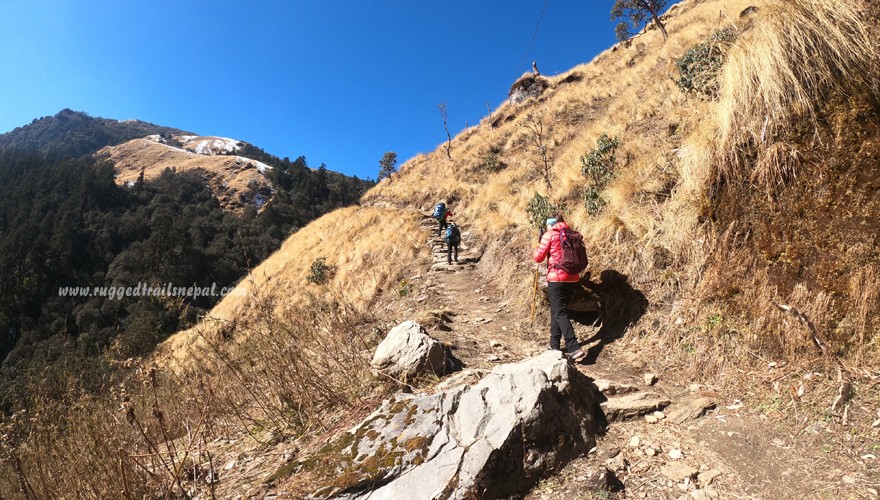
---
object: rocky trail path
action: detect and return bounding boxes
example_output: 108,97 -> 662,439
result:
412,215 -> 864,500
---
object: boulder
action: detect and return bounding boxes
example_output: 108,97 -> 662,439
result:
508,73 -> 549,104
311,351 -> 605,499
371,321 -> 447,380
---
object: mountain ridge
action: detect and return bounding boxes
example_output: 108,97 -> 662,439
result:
0,108 -> 191,158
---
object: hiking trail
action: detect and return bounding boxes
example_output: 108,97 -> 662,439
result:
412,213 -> 861,500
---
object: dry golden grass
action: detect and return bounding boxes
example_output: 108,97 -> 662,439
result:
716,0 -> 880,179
364,0 -> 756,260
849,265 -> 880,362
156,205 -> 428,371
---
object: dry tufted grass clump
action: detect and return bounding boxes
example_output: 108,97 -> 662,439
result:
716,0 -> 880,180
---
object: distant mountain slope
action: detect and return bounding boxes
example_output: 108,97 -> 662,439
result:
0,108 -> 189,158
98,136 -> 274,213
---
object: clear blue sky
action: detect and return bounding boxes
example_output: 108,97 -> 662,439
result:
1,0 -> 622,180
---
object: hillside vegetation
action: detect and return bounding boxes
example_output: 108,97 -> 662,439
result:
3,0 -> 879,497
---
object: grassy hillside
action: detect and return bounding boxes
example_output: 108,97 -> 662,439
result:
362,0 -> 880,370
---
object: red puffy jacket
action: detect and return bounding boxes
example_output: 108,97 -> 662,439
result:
533,222 -> 580,282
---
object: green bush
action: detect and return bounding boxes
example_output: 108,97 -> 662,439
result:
483,146 -> 506,173
307,257 -> 334,285
526,193 -> 567,231
675,27 -> 739,97
581,134 -> 620,216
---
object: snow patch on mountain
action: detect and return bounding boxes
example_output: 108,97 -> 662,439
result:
175,135 -> 243,155
144,134 -> 272,172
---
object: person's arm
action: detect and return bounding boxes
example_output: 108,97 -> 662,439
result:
533,230 -> 552,263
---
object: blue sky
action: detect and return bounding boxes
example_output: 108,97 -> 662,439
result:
1,0 -> 621,180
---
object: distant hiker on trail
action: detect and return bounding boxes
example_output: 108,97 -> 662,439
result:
446,220 -> 461,265
533,214 -> 589,362
433,202 -> 453,238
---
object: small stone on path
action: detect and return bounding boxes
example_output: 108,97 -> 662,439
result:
629,435 -> 641,448
669,449 -> 684,460
662,462 -> 698,482
644,373 -> 657,385
697,469 -> 721,485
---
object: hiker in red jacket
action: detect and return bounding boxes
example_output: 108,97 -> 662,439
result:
438,207 -> 453,238
533,214 -> 586,361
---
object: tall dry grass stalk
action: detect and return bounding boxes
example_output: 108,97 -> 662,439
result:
716,0 -> 880,179
750,141 -> 803,197
848,265 -> 879,362
0,364 -> 219,499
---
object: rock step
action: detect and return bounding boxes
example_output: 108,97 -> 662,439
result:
664,396 -> 718,424
593,379 -> 638,396
601,391 -> 671,422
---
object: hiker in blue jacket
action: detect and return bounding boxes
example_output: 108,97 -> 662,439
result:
433,202 -> 454,238
446,219 -> 461,265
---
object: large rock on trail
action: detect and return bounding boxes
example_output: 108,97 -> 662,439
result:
370,320 -> 447,380
312,351 -> 605,499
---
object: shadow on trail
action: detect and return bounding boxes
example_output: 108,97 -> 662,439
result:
576,269 -> 649,364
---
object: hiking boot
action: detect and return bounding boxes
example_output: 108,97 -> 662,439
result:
566,348 -> 587,362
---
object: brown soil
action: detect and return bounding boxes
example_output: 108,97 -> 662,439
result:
709,93 -> 880,345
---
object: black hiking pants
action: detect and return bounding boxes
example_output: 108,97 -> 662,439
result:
438,218 -> 448,237
447,241 -> 459,264
547,281 -> 579,353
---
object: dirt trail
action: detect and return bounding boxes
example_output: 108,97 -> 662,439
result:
413,215 -> 870,500
413,215 -> 540,367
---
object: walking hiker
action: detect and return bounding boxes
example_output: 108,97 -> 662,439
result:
433,202 -> 453,238
446,220 -> 461,265
533,214 -> 588,361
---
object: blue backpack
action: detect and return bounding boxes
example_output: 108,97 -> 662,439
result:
432,203 -> 446,220
446,223 -> 461,244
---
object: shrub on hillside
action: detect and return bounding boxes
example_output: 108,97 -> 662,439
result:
483,145 -> 506,173
307,257 -> 334,285
675,27 -> 739,98
581,134 -> 620,216
526,193 -> 567,232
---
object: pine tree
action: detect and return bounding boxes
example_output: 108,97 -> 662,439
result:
378,151 -> 398,181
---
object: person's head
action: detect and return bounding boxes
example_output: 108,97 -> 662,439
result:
546,213 -> 564,228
